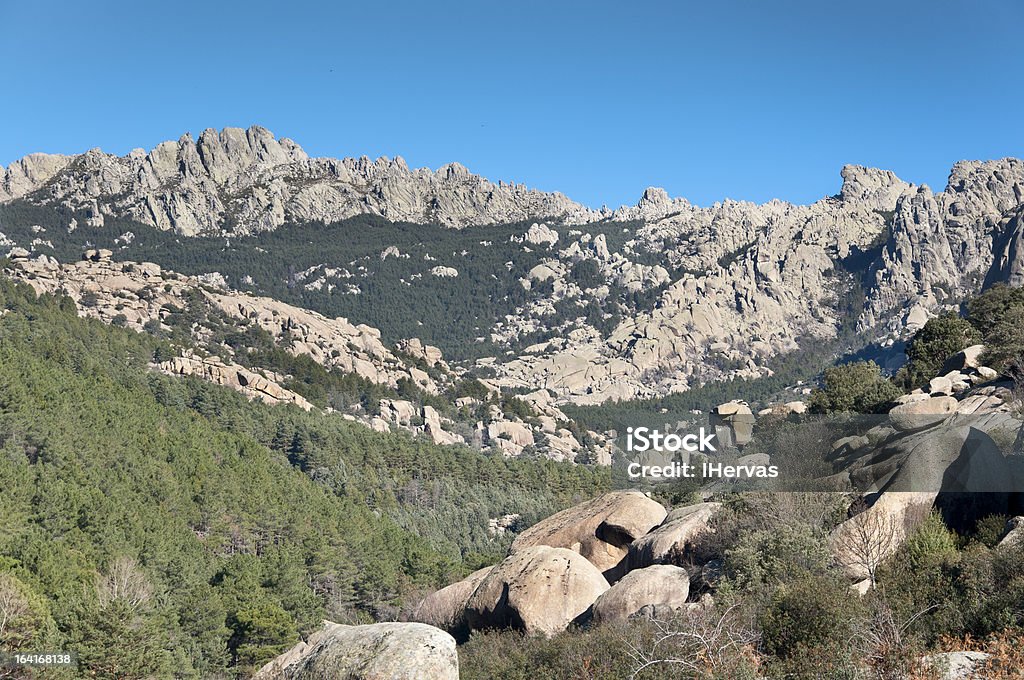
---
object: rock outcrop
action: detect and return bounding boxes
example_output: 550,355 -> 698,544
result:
159,355 -> 313,410
710,401 -> 755,447
830,397 -> 1020,579
491,161 -> 1024,404
252,621 -> 458,680
627,502 -> 721,570
5,129 -> 1024,406
998,516 -> 1024,547
410,566 -> 492,636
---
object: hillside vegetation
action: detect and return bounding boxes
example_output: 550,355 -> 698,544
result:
0,202 -> 660,361
0,278 -> 608,678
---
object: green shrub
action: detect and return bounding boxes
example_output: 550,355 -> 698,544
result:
724,524 -> 831,592
967,283 -> 1024,336
759,572 -> 866,664
905,512 -> 958,569
808,361 -> 901,414
970,514 -> 1010,549
900,312 -> 982,388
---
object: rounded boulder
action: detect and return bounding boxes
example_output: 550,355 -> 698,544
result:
591,564 -> 691,624
465,546 -> 609,637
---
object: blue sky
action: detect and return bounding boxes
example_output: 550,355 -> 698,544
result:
2,1 -> 1021,208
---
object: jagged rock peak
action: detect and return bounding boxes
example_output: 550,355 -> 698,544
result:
0,126 -> 600,234
839,164 -> 911,206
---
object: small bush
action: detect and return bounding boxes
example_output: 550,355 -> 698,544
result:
759,572 -> 867,669
724,524 -> 831,592
905,512 -> 958,569
808,361 -> 901,414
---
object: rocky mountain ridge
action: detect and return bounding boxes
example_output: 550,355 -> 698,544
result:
4,127 -> 1024,406
0,126 -> 598,234
489,161 -> 1024,402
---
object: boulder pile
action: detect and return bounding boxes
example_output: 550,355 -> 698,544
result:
412,491 -> 720,638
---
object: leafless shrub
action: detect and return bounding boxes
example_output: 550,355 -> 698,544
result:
832,508 -> 902,585
624,604 -> 761,679
0,574 -> 30,642
96,556 -> 153,612
855,599 -> 938,679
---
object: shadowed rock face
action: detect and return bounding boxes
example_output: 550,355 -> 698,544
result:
464,546 -> 610,637
410,566 -> 493,639
831,410 -> 1022,579
627,502 -> 722,571
252,621 -> 458,680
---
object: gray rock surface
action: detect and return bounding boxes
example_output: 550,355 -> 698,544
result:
923,651 -> 991,680
252,621 -> 458,680
628,502 -> 721,570
5,130 -> 1024,406
511,491 -> 667,573
998,516 -> 1024,548
0,126 -> 597,234
590,564 -> 691,624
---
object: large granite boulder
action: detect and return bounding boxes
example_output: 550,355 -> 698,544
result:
627,502 -> 722,570
252,621 -> 458,680
888,396 -> 959,432
464,546 -> 609,637
410,566 -> 492,637
591,565 -> 691,624
998,516 -> 1024,548
831,491 -> 936,581
831,414 -> 1020,578
511,491 -> 666,575
940,345 -> 986,374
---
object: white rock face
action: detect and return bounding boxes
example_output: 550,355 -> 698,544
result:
492,161 -> 1024,403
4,252 -> 439,394
430,265 -> 459,278
160,354 -> 313,410
627,502 -> 721,570
524,222 -> 559,246
1,126 -> 598,234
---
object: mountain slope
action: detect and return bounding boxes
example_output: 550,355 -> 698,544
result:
0,276 -> 608,676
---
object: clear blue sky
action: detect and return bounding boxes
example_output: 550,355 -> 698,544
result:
2,1 -> 1021,208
